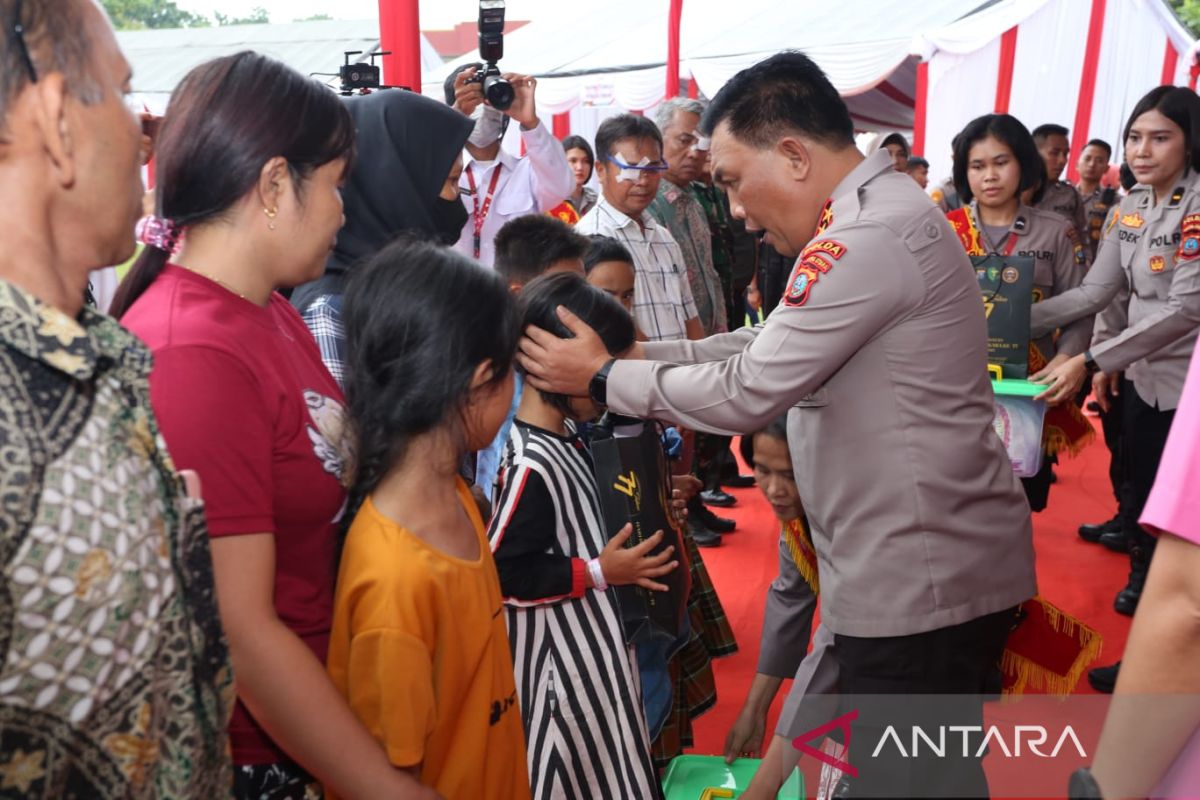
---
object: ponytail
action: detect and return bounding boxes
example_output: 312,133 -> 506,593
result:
109,245 -> 169,320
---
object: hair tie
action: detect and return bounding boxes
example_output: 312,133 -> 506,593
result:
136,215 -> 182,254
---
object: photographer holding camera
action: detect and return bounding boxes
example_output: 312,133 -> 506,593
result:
444,63 -> 573,269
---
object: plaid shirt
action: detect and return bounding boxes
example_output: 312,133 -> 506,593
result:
578,196 -> 698,342
301,294 -> 346,389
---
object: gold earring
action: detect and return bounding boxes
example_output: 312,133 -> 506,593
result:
264,206 -> 277,230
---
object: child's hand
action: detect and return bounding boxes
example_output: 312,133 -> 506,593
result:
598,525 -> 678,591
671,474 -> 702,503
670,488 -> 688,526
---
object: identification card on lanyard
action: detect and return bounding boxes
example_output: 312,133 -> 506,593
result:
466,163 -> 503,260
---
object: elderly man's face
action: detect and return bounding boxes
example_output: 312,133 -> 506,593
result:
69,2 -> 144,267
662,110 -> 703,187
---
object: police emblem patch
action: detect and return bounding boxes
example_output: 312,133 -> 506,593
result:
1150,255 -> 1166,273
783,262 -> 821,308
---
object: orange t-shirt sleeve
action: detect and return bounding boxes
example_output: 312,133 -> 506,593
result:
345,628 -> 436,768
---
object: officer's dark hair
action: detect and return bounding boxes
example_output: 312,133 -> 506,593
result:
562,134 -> 595,181
518,272 -> 636,417
341,239 -> 519,537
1119,162 -> 1136,191
881,132 -> 909,158
584,235 -> 634,273
1032,123 -> 1070,145
494,215 -> 589,285
952,114 -> 1043,204
740,414 -> 790,469
906,156 -> 930,171
594,114 -> 663,161
699,51 -> 854,150
1123,85 -> 1200,173
1085,138 -> 1113,159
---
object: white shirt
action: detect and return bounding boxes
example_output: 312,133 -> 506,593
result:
454,120 -> 574,269
578,195 -> 699,342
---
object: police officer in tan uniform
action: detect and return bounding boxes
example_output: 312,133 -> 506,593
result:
1033,123 -> 1092,260
520,52 -> 1036,799
1031,86 -> 1200,694
1076,138 -> 1119,255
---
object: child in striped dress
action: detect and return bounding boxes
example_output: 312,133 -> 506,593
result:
489,273 -> 677,799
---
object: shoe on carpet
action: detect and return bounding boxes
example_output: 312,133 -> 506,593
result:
1087,662 -> 1120,694
695,503 -> 736,534
1078,516 -> 1121,543
1099,530 -> 1130,553
689,520 -> 722,548
700,489 -> 737,508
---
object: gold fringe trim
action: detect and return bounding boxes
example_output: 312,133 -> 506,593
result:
1000,597 -> 1104,698
1044,423 -> 1096,458
784,519 -> 820,595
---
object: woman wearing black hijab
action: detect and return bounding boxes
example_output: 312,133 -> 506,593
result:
293,89 -> 474,385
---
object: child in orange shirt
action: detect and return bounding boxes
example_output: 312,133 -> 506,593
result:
327,240 -> 531,800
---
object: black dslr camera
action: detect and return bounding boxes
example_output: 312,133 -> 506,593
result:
467,0 -> 515,111
338,50 -> 391,94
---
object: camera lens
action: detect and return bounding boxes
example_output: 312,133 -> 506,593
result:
483,74 -> 514,111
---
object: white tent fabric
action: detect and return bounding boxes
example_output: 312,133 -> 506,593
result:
919,0 -> 1195,184
120,19 -> 443,114
421,0 -> 988,129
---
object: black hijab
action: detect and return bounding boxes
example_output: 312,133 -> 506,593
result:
292,89 -> 473,312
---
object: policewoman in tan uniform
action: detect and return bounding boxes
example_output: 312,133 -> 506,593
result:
945,114 -> 1094,511
519,53 -> 1036,800
1033,86 -> 1200,689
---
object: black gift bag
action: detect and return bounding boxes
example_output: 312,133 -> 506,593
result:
589,414 -> 691,647
973,253 -> 1035,379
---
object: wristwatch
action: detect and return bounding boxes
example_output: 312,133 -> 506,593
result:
1083,350 -> 1099,373
589,359 -> 617,406
1067,767 -> 1102,799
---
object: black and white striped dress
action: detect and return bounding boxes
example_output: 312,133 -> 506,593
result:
488,421 -> 661,800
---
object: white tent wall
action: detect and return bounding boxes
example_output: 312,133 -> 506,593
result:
923,39 -> 1003,185
921,0 -> 1196,190
1085,0 -> 1192,146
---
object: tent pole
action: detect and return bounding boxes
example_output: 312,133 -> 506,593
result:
912,60 -> 928,157
378,0 -> 421,91
1067,0 -> 1107,184
667,0 -> 683,98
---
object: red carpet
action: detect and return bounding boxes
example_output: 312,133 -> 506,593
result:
684,419 -> 1131,792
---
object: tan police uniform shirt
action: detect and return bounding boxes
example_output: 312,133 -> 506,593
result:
1031,175 -> 1200,410
1078,184 -> 1119,255
609,151 -> 1037,638
970,200 -> 1093,359
1036,180 -> 1091,262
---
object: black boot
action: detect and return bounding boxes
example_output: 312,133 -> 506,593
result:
1078,515 -> 1121,543
1114,531 -> 1156,616
1098,529 -> 1130,553
1088,661 -> 1120,693
690,497 -> 736,533
688,518 -> 722,548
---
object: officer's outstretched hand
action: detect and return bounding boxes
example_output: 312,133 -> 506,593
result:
1032,352 -> 1088,406
520,306 -> 613,396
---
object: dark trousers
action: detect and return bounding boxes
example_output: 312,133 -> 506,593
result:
1099,383 -> 1126,507
834,608 -> 1016,798
1120,380 -> 1175,550
1019,452 -> 1056,512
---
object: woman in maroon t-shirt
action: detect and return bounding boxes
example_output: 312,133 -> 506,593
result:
112,54 -> 439,800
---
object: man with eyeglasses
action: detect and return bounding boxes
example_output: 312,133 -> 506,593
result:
577,113 -> 704,345
0,2 -> 234,796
